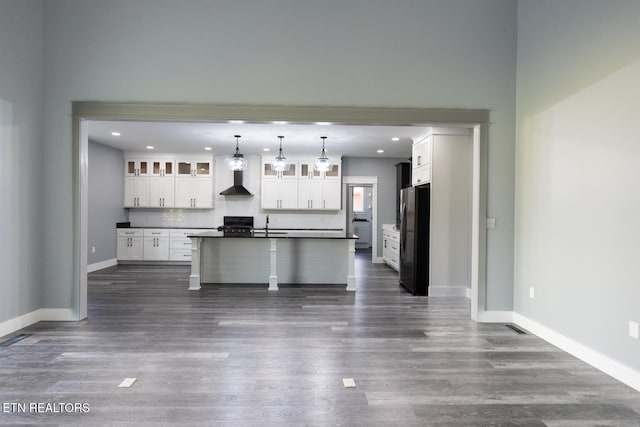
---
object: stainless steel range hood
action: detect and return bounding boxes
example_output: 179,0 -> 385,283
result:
220,170 -> 253,196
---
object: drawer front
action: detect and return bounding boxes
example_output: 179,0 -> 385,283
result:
170,249 -> 192,261
169,229 -> 205,239
170,238 -> 194,249
143,228 -> 170,237
117,229 -> 143,237
387,231 -> 400,244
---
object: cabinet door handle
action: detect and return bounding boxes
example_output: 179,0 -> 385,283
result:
323,200 -> 326,209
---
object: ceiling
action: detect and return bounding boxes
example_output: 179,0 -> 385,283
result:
87,120 -> 463,159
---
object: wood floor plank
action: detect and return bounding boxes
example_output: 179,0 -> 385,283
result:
0,251 -> 638,425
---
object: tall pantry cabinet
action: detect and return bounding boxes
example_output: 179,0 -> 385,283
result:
411,128 -> 473,297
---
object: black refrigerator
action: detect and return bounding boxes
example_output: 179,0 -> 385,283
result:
399,184 -> 430,295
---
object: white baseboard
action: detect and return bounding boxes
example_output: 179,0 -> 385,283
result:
465,287 -> 472,299
476,310 -> 514,323
429,286 -> 468,297
513,313 -> 640,393
0,308 -> 75,339
87,258 -> 117,273
372,256 -> 384,264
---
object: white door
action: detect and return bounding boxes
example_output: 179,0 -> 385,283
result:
149,177 -> 175,208
322,180 -> 341,210
175,177 -> 194,208
261,179 -> 280,209
279,179 -> 299,209
192,178 -> 213,208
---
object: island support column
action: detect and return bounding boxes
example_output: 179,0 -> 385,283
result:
268,238 -> 278,290
189,237 -> 202,290
346,239 -> 356,291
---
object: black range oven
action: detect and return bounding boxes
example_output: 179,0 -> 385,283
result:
218,216 -> 254,237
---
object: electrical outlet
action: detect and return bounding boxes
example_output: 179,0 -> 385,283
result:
486,218 -> 496,229
629,321 -> 639,339
529,287 -> 535,299
91,246 -> 96,254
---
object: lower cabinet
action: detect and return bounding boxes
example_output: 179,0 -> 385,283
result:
382,225 -> 400,271
116,229 -> 144,260
143,229 -> 170,260
116,228 -> 207,262
169,229 -> 199,261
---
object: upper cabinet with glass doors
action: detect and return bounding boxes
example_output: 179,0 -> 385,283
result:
124,154 -> 214,209
176,159 -> 213,177
150,160 -> 174,177
125,159 -> 150,177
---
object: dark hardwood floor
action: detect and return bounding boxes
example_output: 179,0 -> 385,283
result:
1,251 -> 639,425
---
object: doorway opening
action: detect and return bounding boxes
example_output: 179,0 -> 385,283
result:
347,184 -> 373,252
72,103 -> 489,322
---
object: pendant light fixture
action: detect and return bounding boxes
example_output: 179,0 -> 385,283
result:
271,135 -> 290,172
225,135 -> 248,171
314,136 -> 332,172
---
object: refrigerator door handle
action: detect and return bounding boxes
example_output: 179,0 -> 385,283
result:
400,201 -> 407,254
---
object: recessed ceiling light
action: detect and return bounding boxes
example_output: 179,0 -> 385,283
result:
146,146 -> 154,150
263,148 -> 270,152
204,147 -> 212,151
315,121 -> 332,126
391,137 -> 400,141
111,132 -> 121,136
377,149 -> 384,153
272,121 -> 288,125
229,120 -> 245,124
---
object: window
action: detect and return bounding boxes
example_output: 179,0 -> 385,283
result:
353,187 -> 365,213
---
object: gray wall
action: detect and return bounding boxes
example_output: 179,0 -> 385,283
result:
88,140 -> 127,265
343,157 -> 407,257
515,0 -> 640,371
430,134 -> 473,295
0,0 -> 44,324
39,0 -> 518,313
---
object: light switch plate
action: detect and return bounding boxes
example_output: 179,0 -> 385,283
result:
630,321 -> 639,339
486,218 -> 496,229
529,287 -> 535,299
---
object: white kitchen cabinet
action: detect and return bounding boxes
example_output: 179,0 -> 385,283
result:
125,159 -> 150,177
322,180 -> 341,210
150,159 -> 174,177
298,179 -> 324,209
261,159 -> 299,210
125,154 -> 213,209
382,224 -> 400,271
169,229 -> 203,261
175,177 -> 213,208
124,177 -> 150,207
412,135 -> 432,186
262,178 -> 298,210
149,177 -> 175,208
296,161 -> 342,210
116,229 -> 144,260
143,229 -> 170,260
176,159 -> 212,177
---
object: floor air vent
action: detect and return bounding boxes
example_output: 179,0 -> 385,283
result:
0,334 -> 31,347
505,324 -> 528,335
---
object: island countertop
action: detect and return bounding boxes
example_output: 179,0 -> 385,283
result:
189,231 -> 358,239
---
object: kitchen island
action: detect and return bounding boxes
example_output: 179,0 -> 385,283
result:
188,231 -> 358,291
